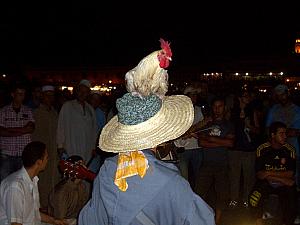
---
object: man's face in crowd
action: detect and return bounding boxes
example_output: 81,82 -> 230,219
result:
43,91 -> 55,106
77,85 -> 90,102
272,127 -> 287,146
12,88 -> 26,105
212,100 -> 225,119
276,92 -> 289,105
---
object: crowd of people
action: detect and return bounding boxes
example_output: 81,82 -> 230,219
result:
0,39 -> 300,225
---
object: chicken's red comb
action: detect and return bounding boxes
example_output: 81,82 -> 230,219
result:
159,38 -> 172,58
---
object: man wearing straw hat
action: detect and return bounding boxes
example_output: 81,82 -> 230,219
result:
78,39 -> 215,225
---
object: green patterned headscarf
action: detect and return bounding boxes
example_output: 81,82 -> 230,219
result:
117,93 -> 162,125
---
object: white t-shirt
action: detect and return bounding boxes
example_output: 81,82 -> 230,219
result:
174,105 -> 204,150
0,167 -> 41,225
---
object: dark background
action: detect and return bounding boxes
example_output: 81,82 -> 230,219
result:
0,2 -> 299,71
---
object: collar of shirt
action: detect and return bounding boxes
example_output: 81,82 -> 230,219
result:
20,167 -> 39,189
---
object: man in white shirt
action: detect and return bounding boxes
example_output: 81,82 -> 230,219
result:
0,141 -> 66,225
56,79 -> 97,162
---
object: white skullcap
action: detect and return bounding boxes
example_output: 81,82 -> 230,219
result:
79,79 -> 91,88
42,85 -> 55,92
183,86 -> 201,95
274,84 -> 288,94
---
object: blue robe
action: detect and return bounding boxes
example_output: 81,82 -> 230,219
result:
78,150 -> 215,225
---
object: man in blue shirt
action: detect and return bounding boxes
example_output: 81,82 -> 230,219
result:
78,39 -> 215,225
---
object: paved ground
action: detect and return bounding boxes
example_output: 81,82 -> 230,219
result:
223,207 -> 255,225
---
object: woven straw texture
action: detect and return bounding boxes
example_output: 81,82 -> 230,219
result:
99,95 -> 194,153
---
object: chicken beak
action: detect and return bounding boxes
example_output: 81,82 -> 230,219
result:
167,57 -> 172,61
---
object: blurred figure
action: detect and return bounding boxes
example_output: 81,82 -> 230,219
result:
26,84 -> 42,110
57,79 -> 97,163
55,89 -> 72,113
48,155 -> 89,225
87,91 -> 107,173
228,89 -> 263,208
0,82 -> 35,182
0,141 -> 67,225
88,90 -> 106,135
32,85 -> 60,209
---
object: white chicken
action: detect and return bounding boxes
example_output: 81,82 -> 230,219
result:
125,38 -> 172,99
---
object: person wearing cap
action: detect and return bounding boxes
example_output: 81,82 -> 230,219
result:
31,85 -> 61,209
48,155 -> 89,225
56,79 -> 97,163
78,39 -> 215,225
265,84 -> 300,223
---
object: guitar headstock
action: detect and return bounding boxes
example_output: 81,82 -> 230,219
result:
59,160 -> 96,181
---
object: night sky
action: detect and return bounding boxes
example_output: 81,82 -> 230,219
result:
0,2 -> 299,71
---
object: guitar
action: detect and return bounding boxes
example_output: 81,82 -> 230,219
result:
59,159 -> 97,181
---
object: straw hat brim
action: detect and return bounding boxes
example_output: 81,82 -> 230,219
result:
99,95 -> 194,153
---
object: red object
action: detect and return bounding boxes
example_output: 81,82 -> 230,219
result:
59,160 -> 96,181
158,38 -> 172,69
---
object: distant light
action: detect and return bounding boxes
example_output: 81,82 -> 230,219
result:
245,73 -> 249,76
269,72 -> 272,76
108,80 -> 112,84
61,86 -> 73,91
235,73 -> 239,76
2,74 -> 6,78
91,86 -> 101,91
113,87 -> 116,90
170,83 -> 173,86
286,79 -> 290,82
280,72 -> 284,75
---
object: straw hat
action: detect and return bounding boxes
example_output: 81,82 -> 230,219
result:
99,93 -> 194,153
